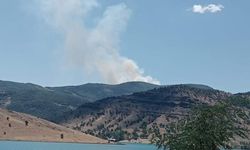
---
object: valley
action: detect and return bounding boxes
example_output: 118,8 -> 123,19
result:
0,80 -> 249,146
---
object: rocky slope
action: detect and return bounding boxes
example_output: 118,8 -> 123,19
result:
0,108 -> 106,143
62,85 -> 232,140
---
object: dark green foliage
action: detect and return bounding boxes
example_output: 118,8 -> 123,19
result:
152,100 -> 250,150
92,126 -> 125,141
0,80 -> 157,122
109,129 -> 125,141
228,95 -> 250,108
132,128 -> 139,140
49,81 -> 159,102
140,122 -> 148,138
181,84 -> 213,90
0,81 -> 88,122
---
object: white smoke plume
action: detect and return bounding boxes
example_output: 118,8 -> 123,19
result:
36,0 -> 160,84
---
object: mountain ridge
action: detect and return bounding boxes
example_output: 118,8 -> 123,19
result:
48,81 -> 159,102
0,79 -> 249,142
61,85 -> 234,140
0,80 -> 159,122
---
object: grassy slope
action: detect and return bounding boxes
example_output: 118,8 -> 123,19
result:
0,108 -> 106,143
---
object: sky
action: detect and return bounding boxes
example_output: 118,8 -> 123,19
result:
0,0 -> 249,93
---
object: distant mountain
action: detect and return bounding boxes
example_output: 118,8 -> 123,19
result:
180,84 -> 213,90
62,85 -> 232,140
48,81 -> 159,102
235,92 -> 250,98
0,80 -> 158,122
0,80 -> 88,122
231,92 -> 250,108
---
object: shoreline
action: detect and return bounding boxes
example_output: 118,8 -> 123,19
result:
0,139 -> 108,145
0,139 -> 153,145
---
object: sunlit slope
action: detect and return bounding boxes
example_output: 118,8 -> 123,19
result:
0,108 -> 106,143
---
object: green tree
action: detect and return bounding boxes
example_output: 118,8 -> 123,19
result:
152,100 -> 249,150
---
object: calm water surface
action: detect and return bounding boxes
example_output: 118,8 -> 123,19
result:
0,141 -> 157,150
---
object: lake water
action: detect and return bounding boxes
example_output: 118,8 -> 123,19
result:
0,141 -> 157,150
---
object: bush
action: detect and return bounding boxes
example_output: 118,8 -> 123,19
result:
152,100 -> 250,150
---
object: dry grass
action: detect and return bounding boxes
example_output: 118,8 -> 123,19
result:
0,108 -> 107,144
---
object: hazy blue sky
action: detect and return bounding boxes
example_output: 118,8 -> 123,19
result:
0,0 -> 249,93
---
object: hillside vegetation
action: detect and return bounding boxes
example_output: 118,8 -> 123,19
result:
0,80 -> 158,122
62,85 -> 233,140
1,80 -> 249,146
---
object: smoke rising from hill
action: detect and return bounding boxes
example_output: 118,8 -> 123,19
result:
36,0 -> 160,84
